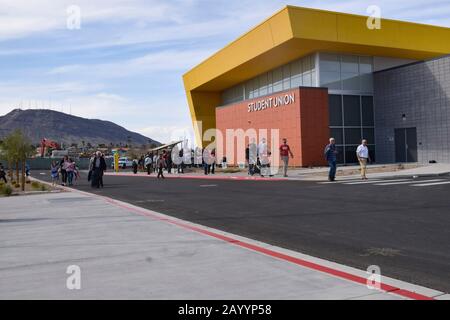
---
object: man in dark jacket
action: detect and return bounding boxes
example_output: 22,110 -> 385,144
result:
324,138 -> 338,181
90,151 -> 107,188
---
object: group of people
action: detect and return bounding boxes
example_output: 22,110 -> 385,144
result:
325,138 -> 371,181
50,156 -> 79,187
246,138 -> 294,178
244,137 -> 370,180
131,151 -> 178,179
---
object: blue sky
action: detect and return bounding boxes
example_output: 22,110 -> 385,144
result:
0,0 -> 449,144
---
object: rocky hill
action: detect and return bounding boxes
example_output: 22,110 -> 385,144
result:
0,109 -> 160,147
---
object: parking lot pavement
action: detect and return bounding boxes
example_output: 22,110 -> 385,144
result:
2,191 -> 445,300
31,171 -> 450,294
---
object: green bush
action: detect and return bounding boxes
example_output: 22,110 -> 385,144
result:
40,184 -> 47,191
31,181 -> 40,189
0,184 -> 13,196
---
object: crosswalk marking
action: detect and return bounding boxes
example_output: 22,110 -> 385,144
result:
412,181 -> 450,187
344,179 -> 410,185
318,177 -> 450,188
375,179 -> 443,186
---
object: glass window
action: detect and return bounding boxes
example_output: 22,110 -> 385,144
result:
341,55 -> 359,90
321,71 -> 341,89
359,56 -> 373,74
259,73 -> 268,96
330,128 -> 344,145
362,128 -> 375,144
267,71 -> 273,94
291,75 -> 302,88
336,146 -> 345,164
283,64 -> 291,90
311,70 -> 316,87
245,81 -> 253,99
320,53 -> 340,72
302,72 -> 312,86
368,145 -> 376,162
252,78 -> 259,98
329,95 -> 343,127
360,73 -> 373,92
344,128 -> 362,145
342,73 -> 360,91
343,95 -> 361,126
341,55 -> 359,73
273,67 -> 283,92
291,59 -> 302,78
303,55 -> 313,73
361,96 -> 374,126
345,146 -> 359,163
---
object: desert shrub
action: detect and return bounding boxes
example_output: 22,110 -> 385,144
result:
1,184 -> 13,196
14,183 -> 20,188
40,184 -> 47,191
31,181 -> 40,189
26,180 -> 31,184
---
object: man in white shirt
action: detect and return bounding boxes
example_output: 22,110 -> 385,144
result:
356,139 -> 371,180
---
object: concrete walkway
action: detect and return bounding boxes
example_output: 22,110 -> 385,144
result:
1,189 -> 446,300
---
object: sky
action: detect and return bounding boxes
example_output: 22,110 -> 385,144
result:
0,0 -> 449,144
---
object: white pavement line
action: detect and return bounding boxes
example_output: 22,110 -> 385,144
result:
412,181 -> 450,187
318,179 -> 377,184
375,179 -> 443,186
344,179 -> 410,185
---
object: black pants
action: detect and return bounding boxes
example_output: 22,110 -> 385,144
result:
99,171 -> 104,188
146,164 -> 152,175
0,174 -> 6,183
91,168 -> 102,188
157,167 -> 165,179
61,170 -> 67,184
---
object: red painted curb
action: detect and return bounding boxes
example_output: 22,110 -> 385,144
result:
49,181 -> 435,301
98,193 -> 435,300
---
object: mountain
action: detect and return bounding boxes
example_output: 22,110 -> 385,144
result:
0,109 -> 161,147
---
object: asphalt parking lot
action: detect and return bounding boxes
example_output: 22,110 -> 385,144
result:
36,171 -> 450,293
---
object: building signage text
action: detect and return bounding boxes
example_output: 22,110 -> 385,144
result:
247,93 -> 295,113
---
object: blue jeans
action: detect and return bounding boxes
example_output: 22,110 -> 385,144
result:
67,171 -> 74,185
328,160 -> 337,179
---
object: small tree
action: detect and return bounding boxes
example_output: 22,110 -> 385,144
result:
2,130 -> 34,190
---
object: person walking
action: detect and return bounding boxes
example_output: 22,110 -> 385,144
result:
50,161 -> 59,186
65,158 -> 75,186
248,139 -> 257,176
324,138 -> 338,182
144,154 -> 152,175
90,151 -> 107,188
157,154 -> 166,179
132,159 -> 138,174
60,155 -> 68,186
0,163 -> 8,183
153,153 -> 158,173
98,153 -> 106,188
279,138 -> 294,177
356,139 -> 371,180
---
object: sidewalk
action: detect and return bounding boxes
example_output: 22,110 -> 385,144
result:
105,163 -> 450,182
1,189 -> 446,299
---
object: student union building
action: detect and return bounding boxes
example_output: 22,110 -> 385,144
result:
183,6 -> 450,166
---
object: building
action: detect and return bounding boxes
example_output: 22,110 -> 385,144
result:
183,6 -> 450,166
